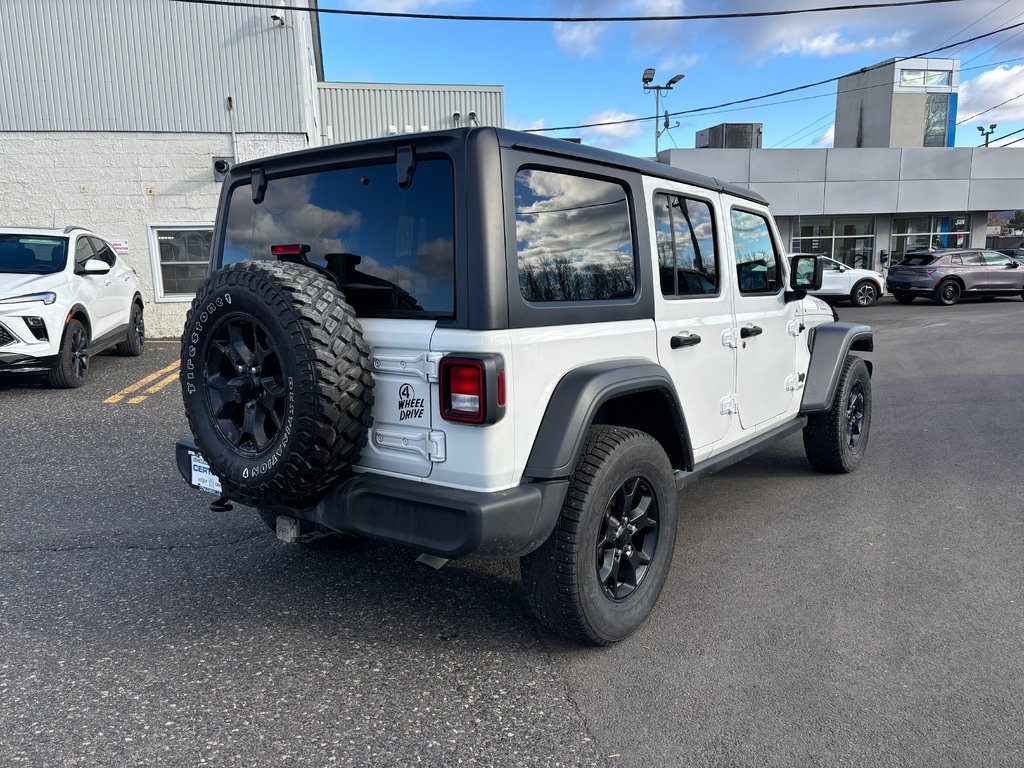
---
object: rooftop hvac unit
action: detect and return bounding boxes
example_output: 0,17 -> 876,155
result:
695,123 -> 763,148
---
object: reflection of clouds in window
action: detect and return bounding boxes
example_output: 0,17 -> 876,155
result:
225,175 -> 361,260
515,169 -> 635,302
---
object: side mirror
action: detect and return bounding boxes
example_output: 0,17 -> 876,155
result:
789,254 -> 823,291
82,258 -> 111,275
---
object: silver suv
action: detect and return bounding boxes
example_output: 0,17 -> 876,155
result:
887,249 -> 1024,305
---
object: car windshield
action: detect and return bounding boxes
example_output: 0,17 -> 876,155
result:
898,256 -> 937,266
0,235 -> 68,274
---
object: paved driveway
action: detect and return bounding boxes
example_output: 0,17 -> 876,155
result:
1,297 -> 1022,767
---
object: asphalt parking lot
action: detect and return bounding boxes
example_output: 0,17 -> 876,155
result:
1,296 -> 1023,767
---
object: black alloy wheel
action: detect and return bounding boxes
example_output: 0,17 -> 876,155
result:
204,315 -> 288,456
596,476 -> 660,601
70,326 -> 89,381
846,381 -> 866,451
936,280 -> 961,306
133,306 -> 145,349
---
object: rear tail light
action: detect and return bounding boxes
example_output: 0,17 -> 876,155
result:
271,243 -> 311,257
439,354 -> 506,425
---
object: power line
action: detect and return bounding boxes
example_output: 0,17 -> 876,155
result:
936,0 -> 1013,55
961,9 -> 1024,64
957,91 -> 1024,124
1000,134 -> 1024,146
770,111 -> 836,147
982,126 -> 1024,144
169,0 -> 966,22
525,19 -> 1024,134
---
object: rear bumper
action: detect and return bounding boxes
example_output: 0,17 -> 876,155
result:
886,277 -> 937,293
175,438 -> 566,559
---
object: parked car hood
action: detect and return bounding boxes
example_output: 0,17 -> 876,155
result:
0,271 -> 67,299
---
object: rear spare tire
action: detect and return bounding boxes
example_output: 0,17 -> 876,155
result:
180,261 -> 374,506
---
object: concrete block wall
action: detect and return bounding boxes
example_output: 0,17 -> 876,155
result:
0,131 -> 306,337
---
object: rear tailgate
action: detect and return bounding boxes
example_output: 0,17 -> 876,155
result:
356,318 -> 441,478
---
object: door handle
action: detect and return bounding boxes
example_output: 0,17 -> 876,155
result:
671,333 -> 702,349
740,325 -> 762,339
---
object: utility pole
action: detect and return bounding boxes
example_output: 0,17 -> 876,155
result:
978,123 -> 997,147
642,68 -> 684,156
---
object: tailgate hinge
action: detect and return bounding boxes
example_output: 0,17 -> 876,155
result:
371,352 -> 443,382
787,318 -> 806,336
372,428 -> 447,462
719,393 -> 738,415
721,328 -> 740,349
785,372 -> 806,391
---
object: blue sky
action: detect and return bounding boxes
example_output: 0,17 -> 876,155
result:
319,0 -> 1024,156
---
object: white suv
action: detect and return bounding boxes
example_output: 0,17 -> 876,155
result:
174,129 -> 874,644
0,227 -> 145,387
797,253 -> 885,307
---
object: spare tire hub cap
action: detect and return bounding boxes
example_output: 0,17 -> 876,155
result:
204,316 -> 288,456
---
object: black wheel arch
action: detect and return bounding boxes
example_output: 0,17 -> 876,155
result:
523,360 -> 693,479
800,323 -> 873,414
66,303 -> 92,340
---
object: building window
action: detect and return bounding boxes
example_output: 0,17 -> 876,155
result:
924,93 -> 950,147
899,69 -> 951,87
791,217 -> 874,268
890,214 -> 969,262
653,193 -> 718,297
515,168 -> 635,302
150,225 -> 213,301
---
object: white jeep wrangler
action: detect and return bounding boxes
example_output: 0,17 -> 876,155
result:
175,128 -> 873,645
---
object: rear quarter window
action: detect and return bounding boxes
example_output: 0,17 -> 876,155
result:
220,159 -> 455,317
514,168 -> 635,302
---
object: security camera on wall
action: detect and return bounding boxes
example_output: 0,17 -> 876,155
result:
270,0 -> 286,25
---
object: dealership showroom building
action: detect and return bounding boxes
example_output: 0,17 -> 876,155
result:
2,2 -> 1023,338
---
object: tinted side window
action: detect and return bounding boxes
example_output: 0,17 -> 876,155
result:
222,159 -> 455,317
74,237 -> 96,270
730,210 -> 779,294
959,252 -> 984,266
515,169 -> 635,302
983,252 -> 1012,266
89,237 -> 117,267
653,193 -> 718,297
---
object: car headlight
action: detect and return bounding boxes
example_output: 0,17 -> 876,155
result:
0,292 -> 57,305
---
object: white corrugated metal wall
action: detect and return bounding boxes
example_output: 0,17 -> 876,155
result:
0,0 -> 315,134
318,82 -> 504,143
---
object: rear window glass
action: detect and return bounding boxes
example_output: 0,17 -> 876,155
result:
221,159 -> 455,316
515,168 -> 635,302
0,235 -> 67,275
898,256 -> 936,266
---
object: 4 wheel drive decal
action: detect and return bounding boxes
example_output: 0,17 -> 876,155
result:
397,382 -> 425,422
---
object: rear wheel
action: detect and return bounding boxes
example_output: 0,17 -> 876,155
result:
116,302 -> 145,356
893,293 -> 915,304
850,280 -> 879,307
934,280 -> 961,306
521,426 -> 678,645
48,319 -> 90,388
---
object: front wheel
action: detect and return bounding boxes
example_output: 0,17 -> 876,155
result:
803,356 -> 871,473
521,426 -> 678,645
893,292 -> 915,304
48,319 -> 90,388
850,280 -> 879,307
934,280 -> 961,306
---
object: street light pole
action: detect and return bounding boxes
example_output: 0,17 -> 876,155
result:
978,123 -> 997,147
642,68 -> 684,156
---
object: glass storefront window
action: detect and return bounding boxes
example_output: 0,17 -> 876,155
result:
924,93 -> 950,147
899,69 -> 951,87
890,214 -> 969,262
791,217 -> 874,268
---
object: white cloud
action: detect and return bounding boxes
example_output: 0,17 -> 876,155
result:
553,21 -> 608,55
506,116 -> 548,132
578,109 -> 645,148
958,65 -> 1024,125
812,124 -> 835,146
774,31 -> 909,58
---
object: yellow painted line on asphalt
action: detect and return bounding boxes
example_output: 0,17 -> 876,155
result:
104,361 -> 179,404
126,372 -> 180,405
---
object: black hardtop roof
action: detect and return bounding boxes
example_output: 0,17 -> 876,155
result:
229,127 -> 768,206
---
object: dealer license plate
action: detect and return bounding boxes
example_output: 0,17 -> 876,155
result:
189,450 -> 222,495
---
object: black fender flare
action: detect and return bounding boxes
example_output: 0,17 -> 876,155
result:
65,303 -> 92,339
800,323 -> 873,413
523,359 -> 693,479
